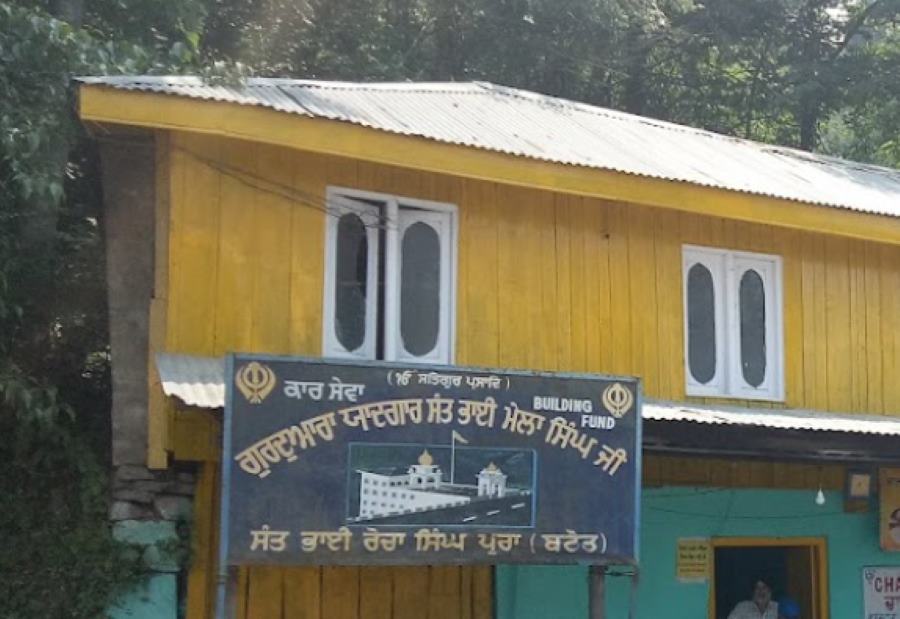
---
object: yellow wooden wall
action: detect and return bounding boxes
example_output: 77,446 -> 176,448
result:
163,131 -> 900,413
159,131 -> 900,619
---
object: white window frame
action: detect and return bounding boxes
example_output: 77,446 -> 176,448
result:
682,247 -> 727,397
682,245 -> 784,402
322,195 -> 380,360
323,186 -> 458,365
389,206 -> 454,364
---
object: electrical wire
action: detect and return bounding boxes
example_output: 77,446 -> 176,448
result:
64,130 -> 404,235
171,144 -> 403,232
644,487 -> 735,499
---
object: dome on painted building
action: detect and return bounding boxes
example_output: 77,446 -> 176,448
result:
418,449 -> 434,466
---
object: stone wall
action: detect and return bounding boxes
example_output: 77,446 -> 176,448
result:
109,464 -> 195,619
110,464 -> 194,523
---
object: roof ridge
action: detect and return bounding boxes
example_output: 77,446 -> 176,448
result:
273,78 -> 487,94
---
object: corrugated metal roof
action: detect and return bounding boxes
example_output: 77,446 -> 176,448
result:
152,354 -> 900,437
156,353 -> 225,409
79,76 -> 900,219
644,401 -> 900,436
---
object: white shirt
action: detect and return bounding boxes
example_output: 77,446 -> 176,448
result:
727,600 -> 778,619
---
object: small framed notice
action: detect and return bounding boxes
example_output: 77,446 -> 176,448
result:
863,566 -> 900,618
677,538 -> 710,583
880,469 -> 900,551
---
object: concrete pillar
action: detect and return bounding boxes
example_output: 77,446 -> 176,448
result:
100,135 -> 155,468
99,132 -> 191,619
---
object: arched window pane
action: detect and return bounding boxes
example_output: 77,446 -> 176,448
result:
334,213 -> 368,351
739,269 -> 767,387
401,221 -> 440,356
687,263 -> 716,384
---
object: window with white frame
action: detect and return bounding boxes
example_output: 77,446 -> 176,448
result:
323,188 -> 456,365
682,245 -> 783,401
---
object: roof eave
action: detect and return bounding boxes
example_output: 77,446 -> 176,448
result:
79,83 -> 900,246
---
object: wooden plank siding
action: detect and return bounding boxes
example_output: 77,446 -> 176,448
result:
165,132 -> 900,414
164,133 -> 900,619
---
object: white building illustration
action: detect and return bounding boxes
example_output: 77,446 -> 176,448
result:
477,462 -> 507,498
408,448 -> 442,489
355,449 -> 520,521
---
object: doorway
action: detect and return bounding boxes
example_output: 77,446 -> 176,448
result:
710,537 -> 828,619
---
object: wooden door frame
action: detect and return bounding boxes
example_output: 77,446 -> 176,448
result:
707,536 -> 829,619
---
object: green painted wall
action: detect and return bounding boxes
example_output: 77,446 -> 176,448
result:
108,574 -> 177,619
109,520 -> 180,619
497,487 -> 900,618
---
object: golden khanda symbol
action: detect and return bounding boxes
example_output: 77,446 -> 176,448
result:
602,383 -> 633,418
235,362 -> 277,404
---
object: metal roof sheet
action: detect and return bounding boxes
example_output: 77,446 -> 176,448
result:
152,354 -> 900,436
156,353 -> 225,409
79,76 -> 900,219
644,401 -> 900,436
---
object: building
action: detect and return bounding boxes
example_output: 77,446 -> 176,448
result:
355,451 -> 515,521
78,76 -> 900,619
477,463 -> 507,499
408,450 -> 441,489
356,450 -> 470,520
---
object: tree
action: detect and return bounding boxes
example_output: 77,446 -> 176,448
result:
2,0 -> 896,613
0,2 -> 206,616
211,0 -> 898,163
820,0 -> 900,165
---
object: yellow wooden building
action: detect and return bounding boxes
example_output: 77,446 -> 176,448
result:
80,77 -> 900,619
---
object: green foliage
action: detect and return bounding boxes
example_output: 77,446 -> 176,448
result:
206,0 -> 899,164
0,0 -> 896,615
1,5 -> 86,207
0,414 -> 144,619
0,2 -> 209,617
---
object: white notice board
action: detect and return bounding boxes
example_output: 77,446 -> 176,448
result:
863,567 -> 900,619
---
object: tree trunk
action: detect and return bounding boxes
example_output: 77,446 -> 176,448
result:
798,97 -> 819,151
433,0 -> 466,80
794,0 -> 826,151
621,19 -> 648,115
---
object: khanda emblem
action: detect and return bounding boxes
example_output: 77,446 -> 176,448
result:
235,362 -> 277,404
602,383 -> 633,418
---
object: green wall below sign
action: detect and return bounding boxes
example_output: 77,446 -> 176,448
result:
497,487 -> 900,618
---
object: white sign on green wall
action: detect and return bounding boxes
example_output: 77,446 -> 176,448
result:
863,566 -> 900,618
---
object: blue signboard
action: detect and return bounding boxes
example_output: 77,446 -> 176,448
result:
222,355 -> 641,566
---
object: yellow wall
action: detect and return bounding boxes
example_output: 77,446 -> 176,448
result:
163,131 -> 900,414
160,130 -> 899,619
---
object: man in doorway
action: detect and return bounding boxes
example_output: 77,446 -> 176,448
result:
727,578 -> 779,619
